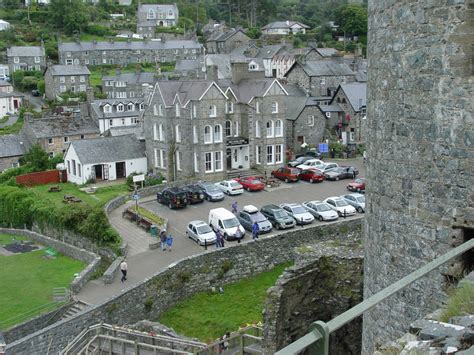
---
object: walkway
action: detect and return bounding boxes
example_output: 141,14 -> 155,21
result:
0,115 -> 18,128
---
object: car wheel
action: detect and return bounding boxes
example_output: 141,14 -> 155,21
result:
276,223 -> 281,230
336,177 -> 340,181
309,178 -> 314,183
337,211 -> 342,216
186,231 -> 190,239
246,187 -> 250,192
285,177 -> 289,183
223,233 -> 228,241
318,215 -> 323,222
357,207 -> 363,213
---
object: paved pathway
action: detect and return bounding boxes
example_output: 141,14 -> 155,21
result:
0,115 -> 18,128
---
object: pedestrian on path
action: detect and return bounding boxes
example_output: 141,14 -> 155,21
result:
231,201 -> 238,214
120,259 -> 128,282
166,234 -> 173,251
252,222 -> 260,240
235,227 -> 242,244
215,230 -> 222,249
160,229 -> 167,251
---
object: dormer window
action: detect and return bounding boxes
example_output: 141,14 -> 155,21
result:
147,9 -> 156,19
249,62 -> 258,71
227,102 -> 234,114
117,103 -> 124,112
168,9 -> 173,16
139,103 -> 144,111
103,104 -> 112,113
208,105 -> 216,117
127,103 -> 134,111
271,101 -> 278,114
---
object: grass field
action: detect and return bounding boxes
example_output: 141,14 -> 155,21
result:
29,182 -> 129,208
0,233 -> 85,330
158,263 -> 292,342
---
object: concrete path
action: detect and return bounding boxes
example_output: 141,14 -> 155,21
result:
0,115 -> 18,128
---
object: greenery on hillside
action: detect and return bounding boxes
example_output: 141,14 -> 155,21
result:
159,262 -> 291,342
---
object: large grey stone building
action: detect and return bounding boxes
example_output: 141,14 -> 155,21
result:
44,65 -> 91,100
136,3 -> 179,38
6,45 -> 46,73
102,71 -> 155,99
58,40 -> 202,66
206,29 -> 251,54
363,0 -> 473,353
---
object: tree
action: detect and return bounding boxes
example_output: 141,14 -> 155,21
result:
334,4 -> 368,36
49,0 -> 90,35
21,145 -> 50,172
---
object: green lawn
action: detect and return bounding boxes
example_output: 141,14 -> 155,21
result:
0,234 -> 85,330
0,116 -> 24,136
158,263 -> 292,343
29,182 -> 129,208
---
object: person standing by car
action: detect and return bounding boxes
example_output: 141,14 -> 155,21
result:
252,222 -> 260,240
166,234 -> 173,252
235,227 -> 242,244
215,230 -> 222,249
160,229 -> 167,251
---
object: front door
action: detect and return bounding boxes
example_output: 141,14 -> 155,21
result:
226,148 -> 232,169
116,162 -> 126,178
103,164 -> 109,180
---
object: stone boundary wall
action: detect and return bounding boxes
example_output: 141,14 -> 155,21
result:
263,239 -> 364,354
103,256 -> 125,284
5,218 -> 363,354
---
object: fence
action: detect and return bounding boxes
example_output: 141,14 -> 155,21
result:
15,169 -> 66,186
275,238 -> 474,354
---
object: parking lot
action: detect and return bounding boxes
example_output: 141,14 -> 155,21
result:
141,158 -> 366,245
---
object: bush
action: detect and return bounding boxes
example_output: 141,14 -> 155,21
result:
85,24 -> 115,37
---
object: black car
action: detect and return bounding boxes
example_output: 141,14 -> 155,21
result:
181,185 -> 205,204
324,166 -> 359,181
260,204 -> 296,230
157,187 -> 188,209
31,89 -> 40,97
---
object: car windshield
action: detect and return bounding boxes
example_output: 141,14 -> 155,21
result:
230,182 -> 242,188
292,206 -> 306,214
356,196 -> 366,203
273,210 -> 288,218
206,185 -> 220,192
197,225 -> 212,234
223,218 -> 240,228
316,204 -> 331,212
248,180 -> 262,185
355,179 -> 364,184
250,212 -> 267,223
335,200 -> 349,207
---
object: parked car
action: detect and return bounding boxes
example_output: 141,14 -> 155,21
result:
181,185 -> 205,204
157,187 -> 188,209
347,178 -> 366,193
271,167 -> 300,182
234,177 -> 265,192
279,203 -> 314,225
215,180 -> 244,195
302,201 -> 339,222
324,166 -> 359,181
296,159 -> 325,171
323,197 -> 357,217
296,151 -> 322,159
186,220 -> 216,245
31,89 -> 40,97
342,193 -> 366,213
298,169 -> 325,183
209,207 -> 245,241
196,182 -> 225,201
288,156 -> 313,167
237,205 -> 272,233
318,162 -> 339,173
260,204 -> 296,230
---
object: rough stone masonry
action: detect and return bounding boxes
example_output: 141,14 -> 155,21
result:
364,0 -> 473,353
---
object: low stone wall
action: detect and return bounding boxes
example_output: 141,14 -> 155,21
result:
104,195 -> 128,214
103,257 -> 124,285
263,238 -> 364,354
5,218 -> 363,354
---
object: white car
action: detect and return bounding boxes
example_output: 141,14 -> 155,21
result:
279,203 -> 315,225
186,220 -> 216,245
297,159 -> 325,171
342,193 -> 366,213
215,180 -> 244,195
323,196 -> 357,217
302,201 -> 339,222
319,162 -> 339,173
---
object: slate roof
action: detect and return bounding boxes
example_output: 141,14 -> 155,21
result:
0,134 -> 27,158
107,125 -> 145,139
58,40 -> 201,52
0,91 -> 23,98
319,104 -> 344,112
256,45 -> 283,59
224,78 -> 283,103
25,116 -> 99,138
157,80 -> 219,106
175,59 -> 202,72
70,135 -> 145,165
102,72 -> 155,84
262,21 -> 310,30
207,29 -> 247,42
297,61 -> 355,77
338,83 -> 367,111
0,80 -> 11,87
90,99 -> 144,119
316,48 -> 338,57
7,46 -> 44,57
206,54 -> 232,79
48,65 -> 90,76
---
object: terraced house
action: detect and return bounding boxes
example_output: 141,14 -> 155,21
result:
102,71 -> 155,99
136,3 -> 179,38
44,65 -> 90,100
144,72 -> 289,181
6,45 -> 46,73
58,40 -> 202,66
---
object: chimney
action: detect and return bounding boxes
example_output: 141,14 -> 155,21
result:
207,64 -> 218,81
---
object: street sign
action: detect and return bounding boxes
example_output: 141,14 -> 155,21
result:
319,143 -> 329,153
132,193 -> 140,200
133,174 -> 145,183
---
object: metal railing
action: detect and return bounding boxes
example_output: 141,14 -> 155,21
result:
196,325 -> 263,354
276,238 -> 474,354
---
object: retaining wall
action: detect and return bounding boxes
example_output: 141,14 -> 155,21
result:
15,170 -> 65,186
5,217 -> 363,354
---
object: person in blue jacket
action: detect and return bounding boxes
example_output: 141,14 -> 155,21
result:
252,222 -> 260,240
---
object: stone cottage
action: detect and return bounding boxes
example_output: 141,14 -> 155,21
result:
7,45 -> 46,73
206,29 -> 251,54
136,3 -> 179,38
44,65 -> 91,100
102,71 -> 155,99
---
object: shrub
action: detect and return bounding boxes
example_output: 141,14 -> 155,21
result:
144,298 -> 153,312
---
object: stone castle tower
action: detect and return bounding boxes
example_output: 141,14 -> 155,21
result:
363,0 -> 473,353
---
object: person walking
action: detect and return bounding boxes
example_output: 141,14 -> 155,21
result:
252,222 -> 260,240
160,229 -> 167,251
231,201 -> 238,214
235,226 -> 242,244
166,234 -> 173,252
120,259 -> 128,282
215,230 -> 221,249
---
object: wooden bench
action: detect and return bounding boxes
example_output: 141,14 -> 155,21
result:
122,208 -> 138,221
138,217 -> 153,232
122,208 -> 154,232
63,195 -> 82,203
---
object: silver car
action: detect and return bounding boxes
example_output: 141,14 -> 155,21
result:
279,203 -> 315,225
186,220 -> 217,245
197,182 -> 225,201
342,193 -> 366,213
323,197 -> 357,217
303,201 -> 339,222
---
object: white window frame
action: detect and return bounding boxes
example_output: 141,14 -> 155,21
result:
225,120 -> 232,137
48,138 -> 53,145
308,115 -> 315,127
154,148 -> 159,168
159,104 -> 163,116
320,77 -> 326,85
153,124 -> 158,140
70,76 -> 75,83
256,121 -> 261,138
256,146 -> 261,165
275,144 -> 283,164
227,101 -> 233,114
59,76 -> 65,83
266,120 -> 274,138
14,57 -> 19,64
234,121 -> 239,137
215,151 -> 223,172
208,105 -> 217,117
160,150 -> 166,168
80,75 -> 85,83
271,101 -> 278,114
59,85 -> 67,93
175,124 -> 181,142
326,112 -> 331,118
192,104 -> 197,118
35,56 -> 41,63
266,145 -> 274,165
117,103 -> 124,112
194,152 -> 199,172
205,152 -> 213,173
204,125 -> 212,144
127,103 -> 134,111
193,125 -> 198,143
153,105 -> 158,115
104,104 -> 112,113
175,104 -> 180,117
159,124 -> 164,141
214,124 -> 222,143
275,119 -> 283,137
176,151 -> 182,171
255,101 -> 260,114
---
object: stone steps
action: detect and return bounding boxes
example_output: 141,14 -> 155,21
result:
60,301 -> 90,321
226,168 -> 261,179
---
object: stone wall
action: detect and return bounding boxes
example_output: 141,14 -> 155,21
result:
364,1 -> 473,353
5,218 -> 362,354
263,237 -> 364,354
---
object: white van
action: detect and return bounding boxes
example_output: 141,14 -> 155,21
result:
209,207 -> 245,241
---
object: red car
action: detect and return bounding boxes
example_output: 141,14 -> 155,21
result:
271,167 -> 300,182
347,178 -> 366,193
299,169 -> 325,183
233,177 -> 265,191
